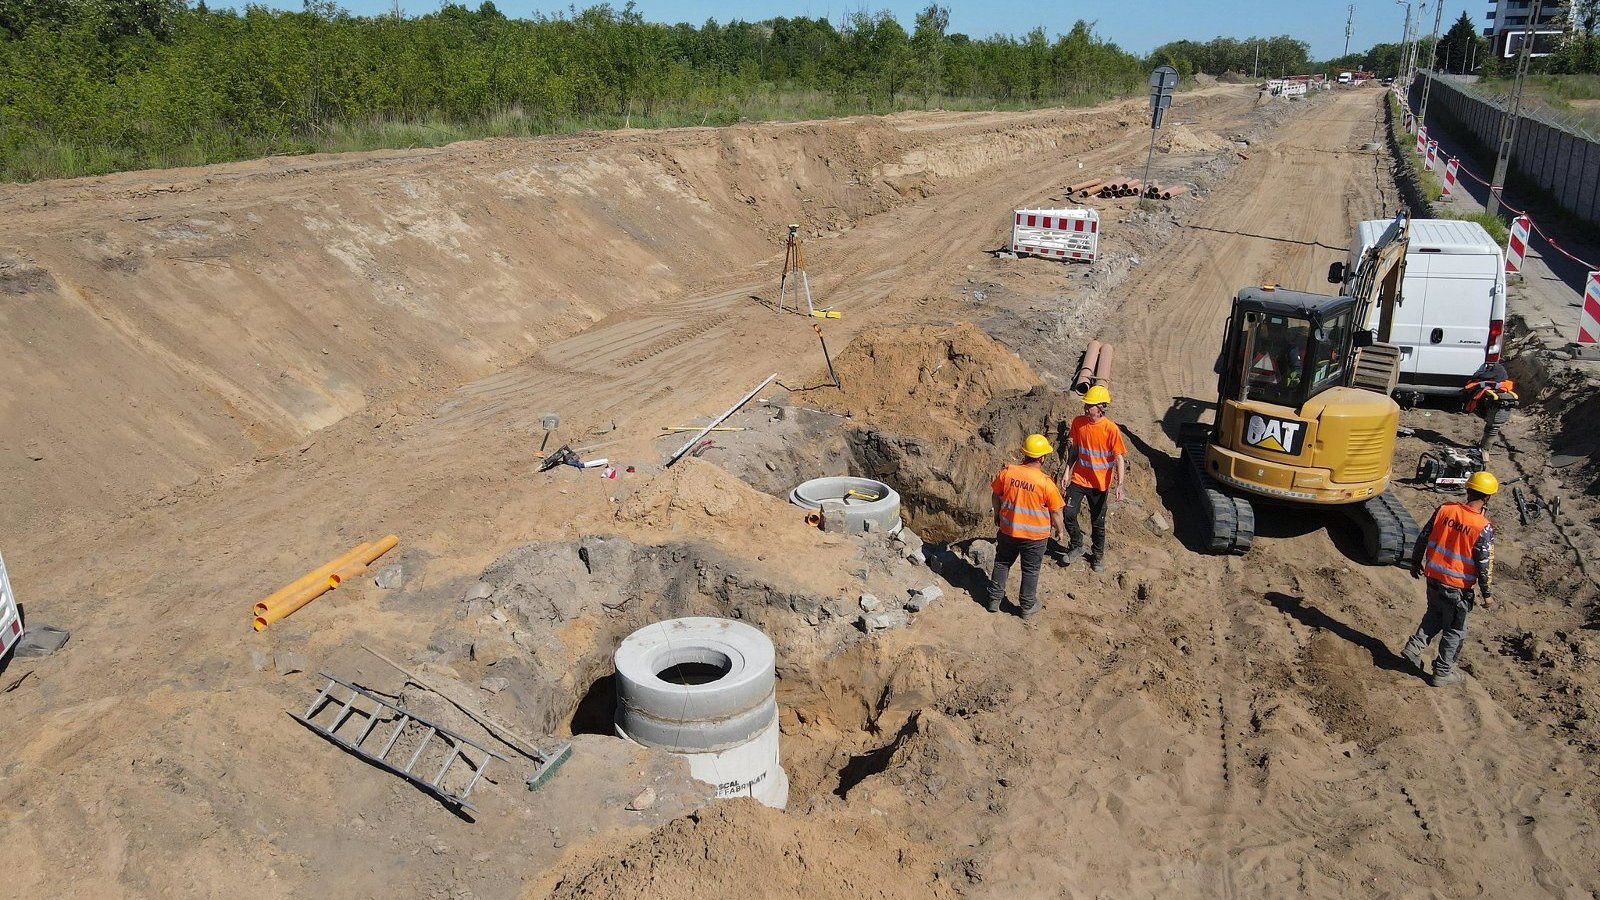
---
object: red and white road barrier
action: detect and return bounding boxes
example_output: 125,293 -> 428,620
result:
1440,157 -> 1459,200
1425,140 -> 1439,172
1581,272 -> 1600,345
0,552 -> 20,662
1505,215 -> 1532,277
1415,125 -> 1427,155
1011,208 -> 1100,262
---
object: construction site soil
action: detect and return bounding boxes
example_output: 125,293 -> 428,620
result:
3,84 -> 1600,899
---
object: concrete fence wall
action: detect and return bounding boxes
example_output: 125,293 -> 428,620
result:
1410,74 -> 1600,228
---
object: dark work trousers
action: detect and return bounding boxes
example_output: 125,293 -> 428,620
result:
988,532 -> 1047,609
1062,483 -> 1110,560
1402,580 -> 1474,674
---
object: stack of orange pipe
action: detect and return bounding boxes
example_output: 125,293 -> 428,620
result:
252,535 -> 399,632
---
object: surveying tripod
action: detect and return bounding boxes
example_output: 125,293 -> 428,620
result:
777,224 -> 814,315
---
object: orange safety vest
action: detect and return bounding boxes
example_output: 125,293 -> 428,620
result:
1464,379 -> 1517,414
992,464 -> 1064,540
1422,501 -> 1490,589
1068,415 -> 1127,491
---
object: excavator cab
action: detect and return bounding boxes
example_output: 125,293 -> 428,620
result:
1179,214 -> 1421,564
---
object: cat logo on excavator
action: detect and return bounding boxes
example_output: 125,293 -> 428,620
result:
1243,414 -> 1305,455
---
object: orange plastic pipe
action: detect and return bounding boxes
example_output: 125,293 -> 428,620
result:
327,535 -> 395,588
360,535 -> 400,565
253,535 -> 401,630
253,579 -> 332,631
326,559 -> 369,589
253,542 -> 371,615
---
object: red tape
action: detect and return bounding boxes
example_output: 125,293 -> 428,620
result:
1438,153 -> 1598,270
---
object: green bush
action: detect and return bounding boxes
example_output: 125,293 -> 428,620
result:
0,3 -> 1155,181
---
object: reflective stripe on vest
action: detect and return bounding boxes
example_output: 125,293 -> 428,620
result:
1075,446 -> 1115,471
995,466 -> 1057,539
1422,502 -> 1488,590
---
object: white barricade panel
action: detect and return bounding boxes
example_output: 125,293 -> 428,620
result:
1011,209 -> 1099,262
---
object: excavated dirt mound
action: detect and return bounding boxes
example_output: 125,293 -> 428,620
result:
818,322 -> 1039,435
541,801 -> 958,899
707,323 -> 1076,542
1160,123 -> 1230,154
614,457 -> 781,533
823,324 -> 1076,541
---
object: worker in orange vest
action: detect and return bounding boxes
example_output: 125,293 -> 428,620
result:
987,433 -> 1067,619
1053,385 -> 1127,573
1401,471 -> 1498,687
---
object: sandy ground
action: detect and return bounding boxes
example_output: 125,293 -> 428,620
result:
2,85 -> 1599,899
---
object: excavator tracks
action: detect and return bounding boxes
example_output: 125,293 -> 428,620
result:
1350,488 -> 1421,567
1178,424 -> 1256,555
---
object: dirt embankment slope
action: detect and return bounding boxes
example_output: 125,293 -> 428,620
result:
0,103 -> 1147,536
3,88 -> 1259,899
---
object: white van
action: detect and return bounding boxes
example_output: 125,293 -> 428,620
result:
1337,72 -> 1354,84
1341,218 -> 1507,398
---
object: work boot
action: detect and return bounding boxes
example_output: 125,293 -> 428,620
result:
1430,668 -> 1465,687
1020,601 -> 1043,620
1091,555 -> 1107,573
1402,646 -> 1424,673
986,597 -> 1002,614
1057,545 -> 1086,567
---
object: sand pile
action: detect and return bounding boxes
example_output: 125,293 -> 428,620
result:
615,457 -> 783,533
541,801 -> 958,899
1161,123 -> 1228,154
822,322 -> 1039,436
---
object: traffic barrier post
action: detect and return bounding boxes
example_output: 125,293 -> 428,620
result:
1581,272 -> 1600,345
1505,215 -> 1532,277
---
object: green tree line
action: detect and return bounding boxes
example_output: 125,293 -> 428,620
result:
1148,34 -> 1313,80
0,0 -> 1153,181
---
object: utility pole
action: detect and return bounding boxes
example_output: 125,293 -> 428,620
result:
1407,2 -> 1426,86
1417,0 -> 1446,126
1253,41 -> 1260,79
1488,0 -> 1543,217
1344,3 -> 1355,57
1396,1 -> 1413,85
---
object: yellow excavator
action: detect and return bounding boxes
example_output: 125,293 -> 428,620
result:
1179,213 -> 1420,564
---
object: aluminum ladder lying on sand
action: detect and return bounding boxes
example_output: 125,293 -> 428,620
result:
292,672 -> 507,812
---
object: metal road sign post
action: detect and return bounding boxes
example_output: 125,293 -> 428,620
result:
1139,66 -> 1179,209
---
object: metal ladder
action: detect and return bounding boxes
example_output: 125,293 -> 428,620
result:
292,672 -> 506,812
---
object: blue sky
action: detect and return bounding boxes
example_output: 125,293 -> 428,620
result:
253,0 -> 1469,60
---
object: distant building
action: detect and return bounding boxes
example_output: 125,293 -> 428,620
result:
1483,0 -> 1571,57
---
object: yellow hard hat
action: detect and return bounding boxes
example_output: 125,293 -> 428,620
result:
1083,385 -> 1112,406
1022,433 -> 1054,458
1465,471 -> 1499,496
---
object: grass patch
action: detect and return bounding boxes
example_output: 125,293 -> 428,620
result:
1475,73 -> 1600,134
2,85 -> 1139,183
1442,210 -> 1510,245
1389,93 -> 1445,204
